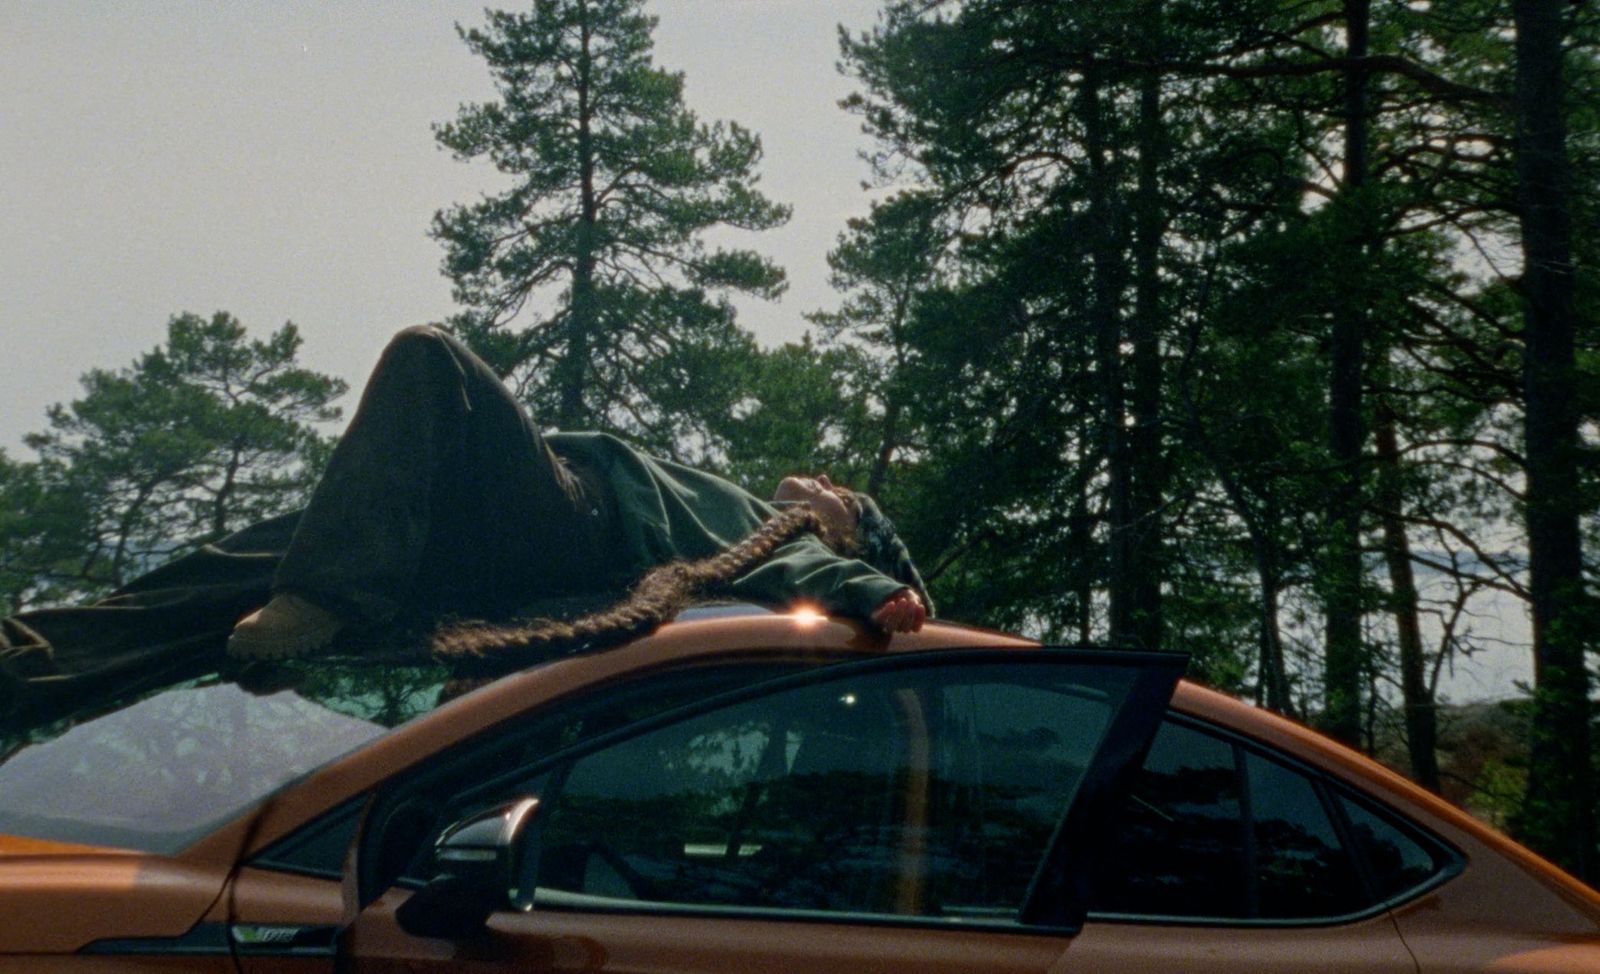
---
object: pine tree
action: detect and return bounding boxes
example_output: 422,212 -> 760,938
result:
433,0 -> 789,455
21,313 -> 344,599
1510,0 -> 1595,883
808,191 -> 948,497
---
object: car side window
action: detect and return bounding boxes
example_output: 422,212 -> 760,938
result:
355,663 -> 800,898
253,796 -> 366,878
925,680 -> 1116,917
1336,792 -> 1450,901
523,660 -> 1134,923
1089,718 -> 1396,922
1244,750 -> 1363,918
1088,718 -> 1248,917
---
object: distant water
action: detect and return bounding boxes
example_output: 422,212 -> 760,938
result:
1406,558 -> 1532,704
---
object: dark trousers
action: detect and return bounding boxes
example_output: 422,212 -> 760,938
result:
275,326 -> 609,624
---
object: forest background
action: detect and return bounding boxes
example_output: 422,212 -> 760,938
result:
2,1 -> 1596,881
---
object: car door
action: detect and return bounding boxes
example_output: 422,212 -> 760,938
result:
340,648 -> 1185,974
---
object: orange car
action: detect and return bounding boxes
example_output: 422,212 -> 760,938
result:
1,607 -> 1596,972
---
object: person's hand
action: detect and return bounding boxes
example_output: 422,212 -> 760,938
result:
871,588 -> 926,634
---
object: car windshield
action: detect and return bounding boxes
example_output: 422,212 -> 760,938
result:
0,658 -> 454,854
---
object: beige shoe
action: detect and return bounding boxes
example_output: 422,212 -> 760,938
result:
227,593 -> 346,660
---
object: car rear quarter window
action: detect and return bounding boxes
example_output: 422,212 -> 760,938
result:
1088,718 -> 1247,917
1244,750 -> 1363,918
1336,792 -> 1448,901
1089,717 -> 1433,924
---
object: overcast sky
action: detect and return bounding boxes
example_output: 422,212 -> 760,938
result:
1,0 -> 884,451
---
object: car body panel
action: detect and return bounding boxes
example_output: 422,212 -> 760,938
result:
1057,913 -> 1419,972
205,867 -> 350,974
1390,875 -> 1600,973
0,853 -> 227,953
0,834 -> 114,857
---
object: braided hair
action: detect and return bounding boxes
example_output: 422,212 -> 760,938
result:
431,504 -> 833,675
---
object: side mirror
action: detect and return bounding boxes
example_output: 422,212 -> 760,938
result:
394,796 -> 542,939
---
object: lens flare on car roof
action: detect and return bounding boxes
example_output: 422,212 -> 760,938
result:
788,605 -> 825,627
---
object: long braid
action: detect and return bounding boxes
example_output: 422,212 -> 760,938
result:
431,504 -> 827,674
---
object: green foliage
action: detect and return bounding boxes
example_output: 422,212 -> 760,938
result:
827,0 -> 1600,732
13,312 -> 345,602
818,0 -> 1600,873
433,0 -> 789,456
806,191 -> 948,495
711,339 -> 870,493
0,451 -> 92,611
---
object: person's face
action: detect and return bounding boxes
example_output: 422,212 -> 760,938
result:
773,474 -> 858,542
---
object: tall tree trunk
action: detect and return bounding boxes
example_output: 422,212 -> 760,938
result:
1322,0 -> 1371,747
868,295 -> 913,498
1127,0 -> 1167,651
868,397 -> 901,498
1255,546 -> 1291,714
1375,406 -> 1439,791
1213,459 -> 1292,714
1071,413 -> 1095,644
560,0 -> 598,429
210,441 -> 244,542
1082,67 -> 1134,645
1512,0 -> 1594,883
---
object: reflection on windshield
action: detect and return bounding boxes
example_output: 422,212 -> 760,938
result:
0,660 -> 452,854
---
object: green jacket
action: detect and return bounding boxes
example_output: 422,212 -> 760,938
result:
0,437 -> 906,725
550,433 -> 906,620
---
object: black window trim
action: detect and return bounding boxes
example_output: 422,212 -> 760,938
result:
251,794 -> 370,881
1084,710 -> 1466,929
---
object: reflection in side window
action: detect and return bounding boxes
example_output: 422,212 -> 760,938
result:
1089,719 -> 1247,917
926,682 -> 1115,917
1337,793 -> 1444,900
1245,751 -> 1363,918
1092,719 -> 1368,922
529,662 -> 1131,922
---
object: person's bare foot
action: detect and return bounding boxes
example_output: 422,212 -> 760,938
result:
227,593 -> 346,659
